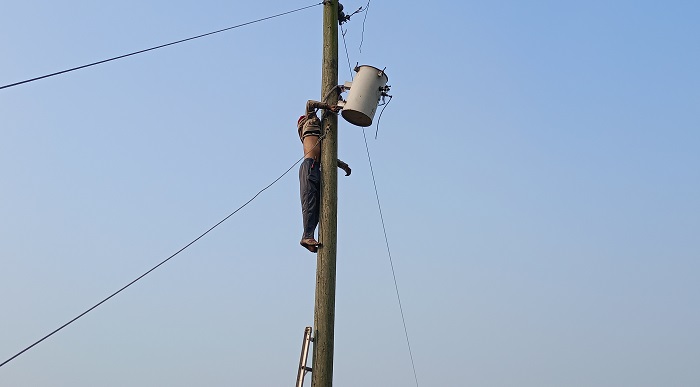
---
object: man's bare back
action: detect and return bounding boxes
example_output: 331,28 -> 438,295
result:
302,135 -> 322,161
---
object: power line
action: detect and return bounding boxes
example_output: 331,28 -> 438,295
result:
341,12 -> 414,383
359,0 -> 371,53
0,2 -> 323,91
340,24 -> 355,81
361,128 -> 419,387
0,138 -> 324,369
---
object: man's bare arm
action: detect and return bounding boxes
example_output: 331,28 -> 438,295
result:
307,100 -> 342,115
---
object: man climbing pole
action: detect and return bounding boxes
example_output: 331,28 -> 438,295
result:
298,99 -> 351,253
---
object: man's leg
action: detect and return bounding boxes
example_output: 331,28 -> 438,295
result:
299,159 -> 321,252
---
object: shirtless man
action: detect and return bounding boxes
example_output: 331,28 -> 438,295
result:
298,100 -> 352,253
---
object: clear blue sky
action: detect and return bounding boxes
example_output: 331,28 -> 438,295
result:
1,1 -> 698,386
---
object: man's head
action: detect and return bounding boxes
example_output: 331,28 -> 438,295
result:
297,115 -> 307,136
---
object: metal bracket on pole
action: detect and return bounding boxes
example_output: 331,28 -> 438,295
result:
295,326 -> 314,387
336,82 -> 353,109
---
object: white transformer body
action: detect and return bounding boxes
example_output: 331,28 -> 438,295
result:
341,65 -> 389,127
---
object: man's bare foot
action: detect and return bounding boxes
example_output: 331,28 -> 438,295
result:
300,238 -> 321,253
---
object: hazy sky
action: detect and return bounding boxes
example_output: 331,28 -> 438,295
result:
1,1 -> 698,386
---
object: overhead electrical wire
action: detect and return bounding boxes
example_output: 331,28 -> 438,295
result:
340,24 -> 355,81
341,7 -> 417,385
0,2 -> 323,91
359,0 -> 371,53
362,128 -> 420,387
0,137 -> 325,369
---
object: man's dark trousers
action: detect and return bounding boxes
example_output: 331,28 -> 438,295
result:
299,158 -> 320,239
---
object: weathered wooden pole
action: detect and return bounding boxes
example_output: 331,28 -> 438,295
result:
311,1 -> 339,386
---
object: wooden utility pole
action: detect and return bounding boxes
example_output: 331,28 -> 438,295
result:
312,1 -> 339,386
